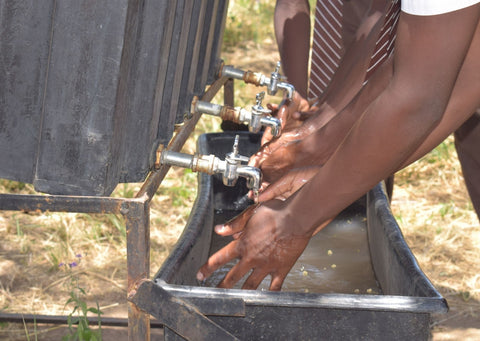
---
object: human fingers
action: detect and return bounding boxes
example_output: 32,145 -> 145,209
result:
259,167 -> 319,202
312,217 -> 334,235
266,103 -> 279,116
214,205 -> 257,237
217,260 -> 252,289
275,105 -> 289,130
261,126 -> 274,145
292,110 -> 316,121
247,179 -> 270,201
257,179 -> 292,202
196,242 -> 239,282
241,268 -> 270,290
269,269 -> 290,291
248,143 -> 273,168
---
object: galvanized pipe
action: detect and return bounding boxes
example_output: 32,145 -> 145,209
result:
0,313 -> 163,328
160,151 -> 194,169
195,101 -> 223,117
220,65 -> 246,80
219,63 -> 295,100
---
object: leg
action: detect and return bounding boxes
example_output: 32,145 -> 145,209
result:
384,174 -> 395,202
454,111 -> 480,220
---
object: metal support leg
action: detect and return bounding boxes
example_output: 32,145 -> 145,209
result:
224,77 -> 234,107
123,198 -> 151,341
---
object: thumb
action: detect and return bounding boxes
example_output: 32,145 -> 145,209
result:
214,204 -> 257,236
292,110 -> 315,121
258,180 -> 291,202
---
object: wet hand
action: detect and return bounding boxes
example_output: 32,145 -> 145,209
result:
258,166 -> 320,202
249,136 -> 300,183
261,92 -> 314,145
196,200 -> 311,291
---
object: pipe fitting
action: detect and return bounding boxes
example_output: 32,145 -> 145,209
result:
193,96 -> 281,138
260,115 -> 281,137
159,135 -> 262,193
236,166 -> 262,195
219,62 -> 295,100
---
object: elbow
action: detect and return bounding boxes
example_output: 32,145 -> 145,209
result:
391,85 -> 449,131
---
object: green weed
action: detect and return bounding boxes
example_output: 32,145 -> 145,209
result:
60,255 -> 103,341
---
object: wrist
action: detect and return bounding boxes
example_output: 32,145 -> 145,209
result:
294,131 -> 330,168
282,191 -> 319,237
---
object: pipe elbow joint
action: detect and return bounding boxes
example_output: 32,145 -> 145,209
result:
260,116 -> 281,137
278,82 -> 295,100
237,166 -> 262,193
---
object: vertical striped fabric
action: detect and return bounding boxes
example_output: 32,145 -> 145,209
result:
364,0 -> 401,82
309,0 -> 345,100
308,0 -> 401,100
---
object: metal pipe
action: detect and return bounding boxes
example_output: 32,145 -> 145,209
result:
219,63 -> 295,100
124,199 -> 151,340
140,76 -> 230,200
220,65 -> 245,80
160,150 -> 194,169
159,148 -> 262,193
195,101 -> 223,117
194,95 -> 281,138
0,313 -> 163,328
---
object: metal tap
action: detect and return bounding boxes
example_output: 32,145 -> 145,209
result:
193,92 -> 281,137
160,135 -> 262,193
220,61 -> 295,100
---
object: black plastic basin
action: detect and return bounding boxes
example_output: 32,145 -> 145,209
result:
153,132 -> 448,340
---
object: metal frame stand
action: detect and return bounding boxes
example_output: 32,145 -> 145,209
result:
0,76 -> 230,341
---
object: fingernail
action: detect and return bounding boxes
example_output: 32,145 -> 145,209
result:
215,225 -> 225,233
196,272 -> 204,281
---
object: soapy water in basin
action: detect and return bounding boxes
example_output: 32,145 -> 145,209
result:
204,209 -> 382,294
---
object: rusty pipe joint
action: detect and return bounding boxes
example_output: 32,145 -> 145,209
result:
194,100 -> 249,125
194,98 -> 281,138
159,135 -> 262,193
220,62 -> 294,100
160,151 -> 221,175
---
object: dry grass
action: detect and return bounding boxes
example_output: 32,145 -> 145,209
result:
391,136 -> 480,335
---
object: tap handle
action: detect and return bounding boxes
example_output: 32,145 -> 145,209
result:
232,134 -> 240,154
226,135 -> 249,163
252,92 -> 270,114
273,61 -> 281,76
256,92 -> 265,107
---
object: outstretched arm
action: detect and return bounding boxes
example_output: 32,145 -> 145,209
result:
399,18 -> 480,168
288,7 -> 480,234
198,6 -> 480,290
274,0 -> 311,98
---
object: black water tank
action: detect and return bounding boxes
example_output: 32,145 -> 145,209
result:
0,0 -> 227,196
